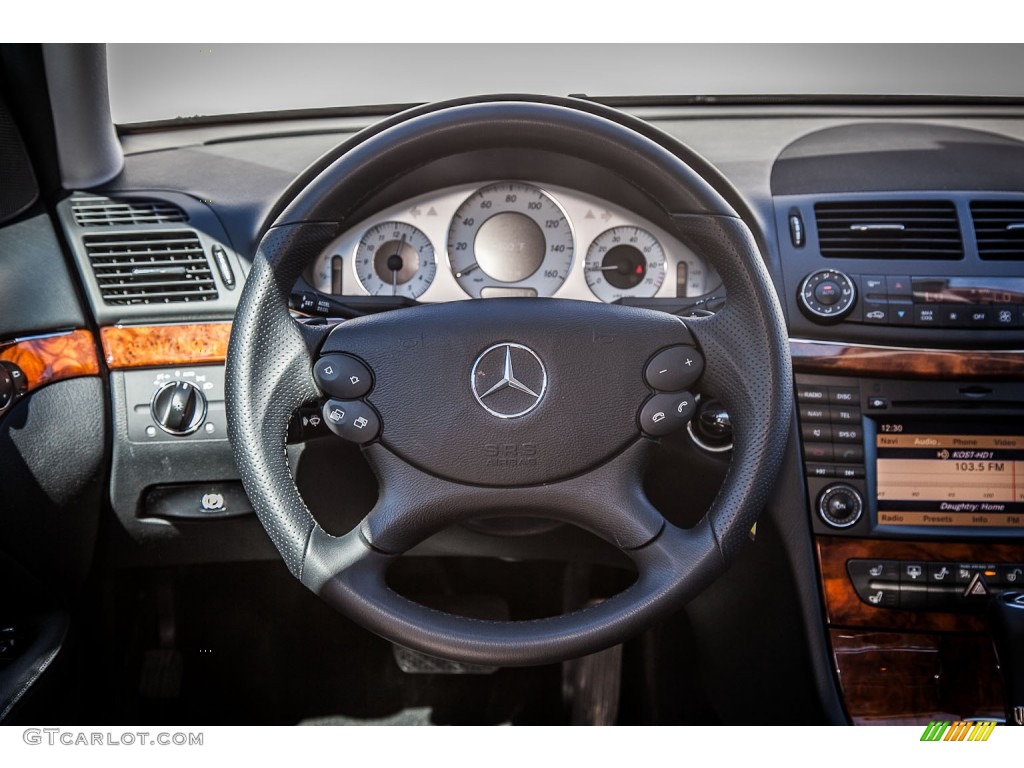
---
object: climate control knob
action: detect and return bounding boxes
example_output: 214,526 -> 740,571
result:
817,483 -> 863,529
799,269 -> 856,323
151,380 -> 208,436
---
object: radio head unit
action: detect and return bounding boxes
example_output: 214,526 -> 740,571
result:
798,374 -> 1024,539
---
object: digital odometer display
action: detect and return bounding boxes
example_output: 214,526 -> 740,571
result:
875,421 -> 1024,528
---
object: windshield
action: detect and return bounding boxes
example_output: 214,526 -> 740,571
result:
107,43 -> 1024,126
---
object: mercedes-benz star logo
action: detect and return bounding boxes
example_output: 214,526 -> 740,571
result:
471,343 -> 547,419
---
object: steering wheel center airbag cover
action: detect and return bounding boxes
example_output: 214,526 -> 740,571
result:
320,298 -> 693,486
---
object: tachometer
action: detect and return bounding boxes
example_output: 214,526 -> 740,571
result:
354,221 -> 436,299
584,226 -> 666,302
447,183 -> 574,298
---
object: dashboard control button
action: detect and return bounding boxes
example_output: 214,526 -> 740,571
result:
803,442 -> 834,462
862,300 -> 889,324
998,564 -> 1024,586
800,405 -> 829,422
867,397 -> 888,410
644,346 -> 704,392
801,423 -> 832,442
860,275 -> 887,299
834,444 -> 864,463
806,463 -> 835,478
814,280 -> 842,305
833,426 -> 862,443
835,465 -> 865,479
900,561 -> 927,584
322,399 -> 381,444
796,384 -> 828,403
830,405 -> 860,422
886,275 -> 912,298
828,387 -> 859,405
848,559 -> 899,581
966,305 -> 993,328
994,306 -> 1018,327
314,354 -> 373,399
914,305 -> 941,326
817,483 -> 863,528
799,269 -> 856,323
888,301 -> 913,325
639,391 -> 695,437
927,562 -> 955,584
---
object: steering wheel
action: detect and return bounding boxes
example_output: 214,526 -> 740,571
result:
226,97 -> 791,667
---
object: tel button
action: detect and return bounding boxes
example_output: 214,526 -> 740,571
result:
639,391 -> 696,437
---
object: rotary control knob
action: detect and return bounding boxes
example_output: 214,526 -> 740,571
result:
151,380 -> 208,436
817,483 -> 863,529
799,269 -> 856,323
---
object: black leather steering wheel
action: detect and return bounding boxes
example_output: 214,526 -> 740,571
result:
225,97 -> 792,667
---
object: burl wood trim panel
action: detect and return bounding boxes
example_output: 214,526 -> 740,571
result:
791,340 -> 1024,379
101,322 -> 232,369
830,629 -> 1003,724
0,329 -> 100,392
818,536 -> 1024,632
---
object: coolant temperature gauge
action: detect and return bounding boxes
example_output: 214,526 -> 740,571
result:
354,221 -> 436,299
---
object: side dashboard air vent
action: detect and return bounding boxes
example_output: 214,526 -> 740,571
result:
971,201 -> 1024,260
71,196 -> 188,227
83,231 -> 219,305
814,200 -> 963,259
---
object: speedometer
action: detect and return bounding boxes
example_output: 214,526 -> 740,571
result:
447,183 -> 574,298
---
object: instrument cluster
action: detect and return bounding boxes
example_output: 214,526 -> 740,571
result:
304,181 -> 720,304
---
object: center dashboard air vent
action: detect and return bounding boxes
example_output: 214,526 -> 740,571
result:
83,231 -> 219,305
970,201 -> 1024,260
814,200 -> 963,259
70,195 -> 188,227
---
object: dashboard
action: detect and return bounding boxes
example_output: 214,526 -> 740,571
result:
4,74 -> 1024,725
301,180 -> 720,303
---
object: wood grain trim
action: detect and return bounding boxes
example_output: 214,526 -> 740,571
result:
817,536 -> 1024,632
0,330 -> 100,393
830,629 -> 1003,724
101,322 -> 232,369
791,339 -> 1024,379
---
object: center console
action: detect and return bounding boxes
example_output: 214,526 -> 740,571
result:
771,123 -> 1024,724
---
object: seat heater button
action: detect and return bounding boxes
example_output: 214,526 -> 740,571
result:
639,391 -> 696,437
314,354 -> 373,399
644,346 -> 704,392
322,399 -> 381,444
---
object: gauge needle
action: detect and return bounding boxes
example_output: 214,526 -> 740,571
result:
456,262 -> 479,279
390,235 -> 405,295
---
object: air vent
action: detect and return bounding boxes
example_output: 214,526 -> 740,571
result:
71,196 -> 187,227
971,201 -> 1024,260
814,201 -> 963,259
83,231 -> 219,305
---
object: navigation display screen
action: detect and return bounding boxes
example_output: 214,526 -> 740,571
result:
875,420 -> 1024,528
